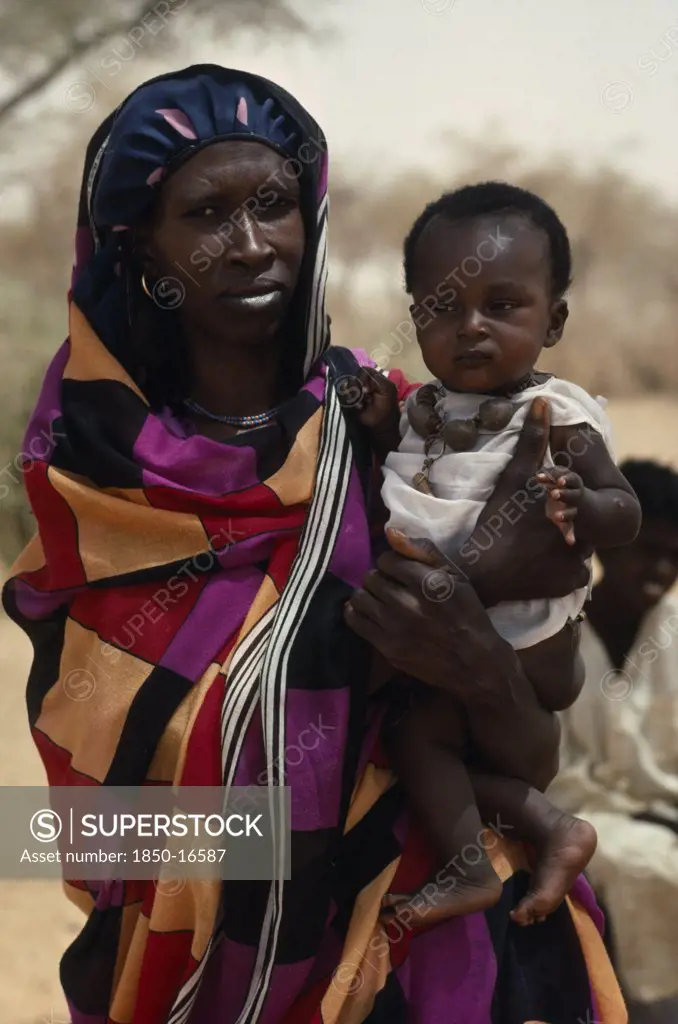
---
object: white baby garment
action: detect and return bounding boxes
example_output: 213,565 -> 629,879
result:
381,376 -> 614,650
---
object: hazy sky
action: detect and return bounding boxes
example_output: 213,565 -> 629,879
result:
195,0 -> 678,201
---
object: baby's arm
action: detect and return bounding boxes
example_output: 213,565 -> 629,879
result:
539,423 -> 641,548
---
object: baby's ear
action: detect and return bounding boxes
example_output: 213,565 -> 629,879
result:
544,299 -> 569,348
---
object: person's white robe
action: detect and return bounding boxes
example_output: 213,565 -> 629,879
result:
549,594 -> 678,1003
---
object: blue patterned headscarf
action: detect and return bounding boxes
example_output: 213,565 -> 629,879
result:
72,64 -> 329,380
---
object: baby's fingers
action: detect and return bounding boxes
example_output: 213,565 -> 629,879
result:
549,486 -> 583,505
553,506 -> 578,522
536,469 -> 558,487
546,498 -> 577,545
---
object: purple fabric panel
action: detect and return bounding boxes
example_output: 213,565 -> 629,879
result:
189,936 -> 314,1024
351,347 -> 376,369
396,912 -> 497,1024
67,1005 -> 105,1024
327,465 -> 372,588
22,341 -> 70,464
304,373 -> 325,403
232,687 -> 351,831
570,872 -> 605,935
10,578 -> 83,620
303,918 -> 344,989
134,414 -> 261,495
285,687 -> 351,830
159,569 -> 261,678
212,531 -> 287,573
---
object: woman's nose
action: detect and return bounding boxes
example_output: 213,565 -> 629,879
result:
226,212 -> 275,269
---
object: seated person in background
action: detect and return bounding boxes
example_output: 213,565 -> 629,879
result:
549,458 -> 678,1024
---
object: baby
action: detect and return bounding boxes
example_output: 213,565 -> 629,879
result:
358,182 -> 642,928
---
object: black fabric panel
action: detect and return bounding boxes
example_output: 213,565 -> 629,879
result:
60,904 -> 124,1015
324,346 -> 374,506
2,588 -> 68,726
364,970 -> 409,1023
52,380 -> 147,489
331,784 -> 404,940
287,573 -> 372,691
489,870 -> 593,1024
103,665 -> 195,785
219,828 -> 336,962
87,553 -> 218,590
260,387 -> 322,481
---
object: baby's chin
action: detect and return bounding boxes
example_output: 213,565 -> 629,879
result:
440,367 -> 510,394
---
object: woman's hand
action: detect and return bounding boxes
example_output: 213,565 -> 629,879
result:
345,550 -> 507,701
467,397 -> 592,605
344,544 -> 559,789
407,397 -> 591,607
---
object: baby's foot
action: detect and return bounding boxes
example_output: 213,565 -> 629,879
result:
510,813 -> 597,926
381,871 -> 502,930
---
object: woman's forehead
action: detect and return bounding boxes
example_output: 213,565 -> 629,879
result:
164,140 -> 298,198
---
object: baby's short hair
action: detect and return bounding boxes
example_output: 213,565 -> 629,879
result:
403,181 -> 572,298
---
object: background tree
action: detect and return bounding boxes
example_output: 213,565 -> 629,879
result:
0,0 -> 306,121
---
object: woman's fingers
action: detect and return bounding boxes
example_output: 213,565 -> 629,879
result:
343,598 -> 386,643
505,397 -> 552,482
375,548 -> 449,590
345,586 -> 385,625
385,528 -> 447,567
476,398 -> 551,529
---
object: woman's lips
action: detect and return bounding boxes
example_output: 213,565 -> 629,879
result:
218,286 -> 284,310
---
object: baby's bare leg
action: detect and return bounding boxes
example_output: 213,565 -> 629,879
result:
382,685 -> 502,926
470,773 -> 597,926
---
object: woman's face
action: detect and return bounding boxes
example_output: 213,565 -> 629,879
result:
140,140 -> 306,348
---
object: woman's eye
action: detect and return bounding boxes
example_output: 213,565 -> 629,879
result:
264,195 -> 298,214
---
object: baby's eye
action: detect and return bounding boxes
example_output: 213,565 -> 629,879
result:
489,299 -> 518,312
187,205 -> 217,218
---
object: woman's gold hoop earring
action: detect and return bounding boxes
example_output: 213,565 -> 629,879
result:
141,273 -> 153,299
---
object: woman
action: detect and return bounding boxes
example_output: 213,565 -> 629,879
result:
551,459 -> 678,1024
3,65 -> 624,1024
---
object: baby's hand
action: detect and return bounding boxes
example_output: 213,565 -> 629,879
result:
353,367 -> 399,427
537,468 -> 584,547
347,367 -> 401,457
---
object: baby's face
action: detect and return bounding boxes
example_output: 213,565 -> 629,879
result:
409,213 -> 566,393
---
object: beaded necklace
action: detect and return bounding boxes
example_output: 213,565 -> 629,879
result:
409,371 -> 547,494
183,397 -> 283,429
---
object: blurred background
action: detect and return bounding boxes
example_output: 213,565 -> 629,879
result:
0,0 -> 677,1020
